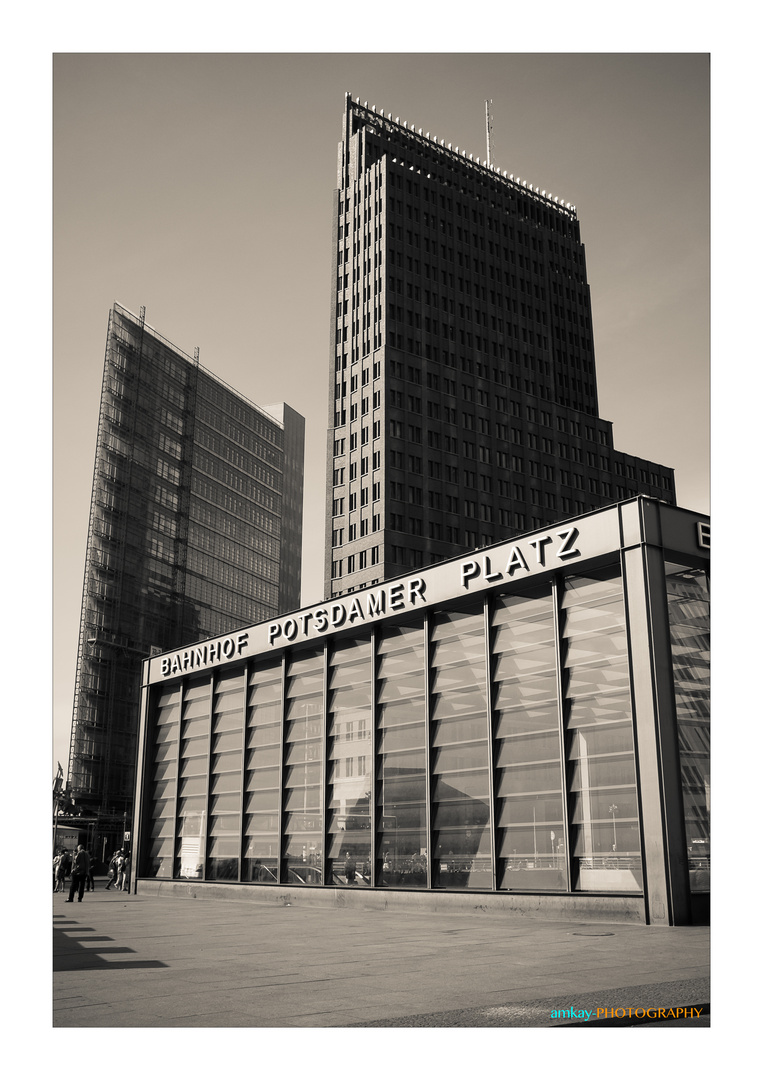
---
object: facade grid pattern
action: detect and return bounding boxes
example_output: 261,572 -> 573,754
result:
68,303 -> 304,831
325,96 -> 676,598
135,500 -> 709,926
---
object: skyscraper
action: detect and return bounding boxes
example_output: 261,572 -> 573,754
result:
67,302 -> 304,835
325,95 -> 676,597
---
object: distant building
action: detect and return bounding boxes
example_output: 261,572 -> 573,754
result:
67,302 -> 304,846
325,94 -> 676,597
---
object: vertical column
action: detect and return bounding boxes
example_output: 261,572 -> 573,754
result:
321,640 -> 329,887
202,672 -> 214,882
369,627 -> 378,887
622,529 -> 691,925
170,680 -> 183,879
483,595 -> 498,892
238,661 -> 249,885
276,654 -> 287,885
131,671 -> 151,889
551,576 -> 573,892
423,611 -> 433,890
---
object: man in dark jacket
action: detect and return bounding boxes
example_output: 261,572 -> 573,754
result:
66,845 -> 91,903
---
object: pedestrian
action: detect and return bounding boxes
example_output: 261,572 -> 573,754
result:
104,849 -> 120,890
65,845 -> 91,903
55,850 -> 70,893
85,852 -> 96,892
53,852 -> 65,892
115,851 -> 126,890
344,852 -> 357,885
119,854 -> 130,893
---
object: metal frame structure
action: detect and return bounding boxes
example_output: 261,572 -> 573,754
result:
133,498 -> 709,925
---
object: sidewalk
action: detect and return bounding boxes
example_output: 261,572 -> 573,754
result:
53,887 -> 709,1028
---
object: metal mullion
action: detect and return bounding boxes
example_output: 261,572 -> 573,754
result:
370,626 -> 378,888
237,660 -> 248,885
483,594 -> 498,893
202,671 -> 214,881
321,640 -> 329,889
552,575 -> 573,893
276,653 -> 287,885
424,611 -> 433,891
170,680 -> 183,880
131,669 -> 151,889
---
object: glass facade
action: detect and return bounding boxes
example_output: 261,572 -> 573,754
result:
136,501 -> 709,923
68,303 -> 304,832
666,564 -> 710,893
377,621 -> 427,887
138,567 -> 651,897
493,586 -> 567,891
561,569 -> 642,893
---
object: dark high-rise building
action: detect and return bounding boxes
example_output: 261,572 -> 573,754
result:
67,302 -> 304,833
325,95 -> 676,597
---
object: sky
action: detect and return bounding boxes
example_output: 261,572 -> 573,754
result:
49,52 -> 711,773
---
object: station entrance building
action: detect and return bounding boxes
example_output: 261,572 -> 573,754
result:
133,498 -> 709,925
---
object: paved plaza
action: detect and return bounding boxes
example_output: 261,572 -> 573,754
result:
53,886 -> 709,1029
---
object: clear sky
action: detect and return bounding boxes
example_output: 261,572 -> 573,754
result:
51,52 -> 709,773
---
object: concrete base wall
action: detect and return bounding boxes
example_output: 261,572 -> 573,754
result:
135,878 -> 647,923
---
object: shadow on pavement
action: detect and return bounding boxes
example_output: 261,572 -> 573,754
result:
53,916 -> 167,972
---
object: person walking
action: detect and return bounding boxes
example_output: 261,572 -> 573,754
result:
85,853 -> 96,892
344,852 -> 357,885
115,851 -> 126,890
53,851 -> 66,892
65,845 -> 91,903
104,849 -> 120,890
120,854 -> 130,894
55,850 -> 71,893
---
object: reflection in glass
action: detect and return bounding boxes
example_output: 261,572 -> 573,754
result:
243,657 -> 282,883
174,676 -> 211,880
562,569 -> 642,892
430,604 -> 492,889
144,684 -> 181,878
377,621 -> 427,888
492,588 -> 567,891
281,648 -> 324,884
666,565 -> 710,893
327,637 -> 373,886
206,669 -> 244,880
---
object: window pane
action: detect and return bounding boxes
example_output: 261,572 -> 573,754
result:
282,648 -> 324,884
243,657 -> 281,884
666,564 -> 710,893
173,675 -> 210,880
377,621 -> 427,888
327,636 -> 373,886
430,602 -> 492,890
562,569 -> 642,893
492,587 -> 566,891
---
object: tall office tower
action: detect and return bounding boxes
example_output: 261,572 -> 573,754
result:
68,302 -> 304,834
325,95 -> 676,597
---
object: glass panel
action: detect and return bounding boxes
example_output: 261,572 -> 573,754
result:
282,648 -> 324,885
562,568 -> 642,893
492,586 -> 567,891
243,657 -> 281,884
666,564 -> 710,893
173,675 -> 211,880
206,668 -> 244,881
430,602 -> 492,890
377,621 -> 427,888
327,635 -> 373,886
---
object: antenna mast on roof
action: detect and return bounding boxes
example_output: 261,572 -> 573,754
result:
485,99 -> 494,168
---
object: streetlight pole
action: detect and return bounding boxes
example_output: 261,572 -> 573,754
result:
609,804 -> 618,852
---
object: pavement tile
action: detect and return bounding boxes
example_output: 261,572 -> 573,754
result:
53,891 -> 708,1028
